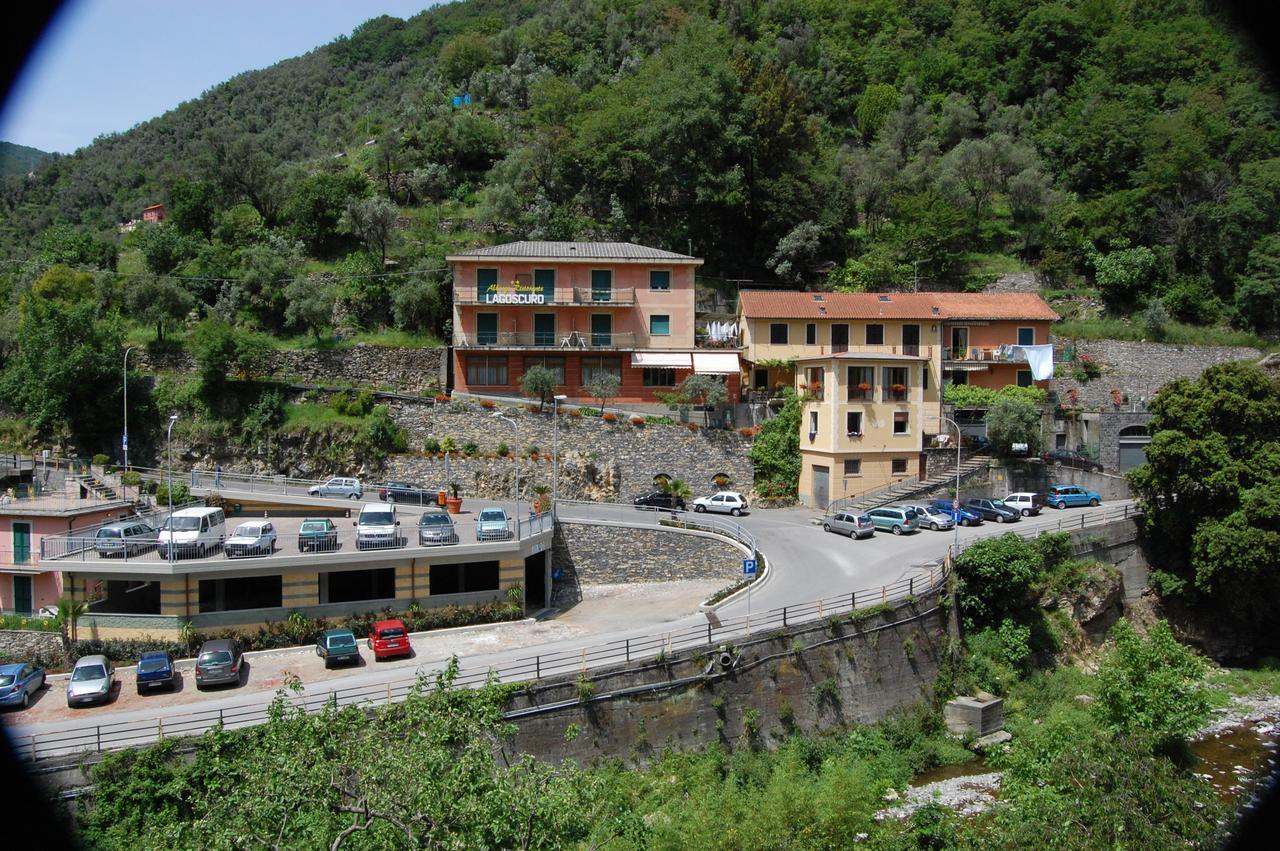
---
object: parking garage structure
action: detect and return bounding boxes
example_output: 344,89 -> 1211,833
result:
47,510 -> 554,640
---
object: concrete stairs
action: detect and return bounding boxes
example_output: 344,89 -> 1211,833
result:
830,452 -> 992,515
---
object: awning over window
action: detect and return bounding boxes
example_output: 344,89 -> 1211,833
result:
631,352 -> 693,368
692,352 -> 741,374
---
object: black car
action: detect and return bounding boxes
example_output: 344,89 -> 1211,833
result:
963,498 -> 1021,523
1042,449 -> 1104,472
378,481 -> 438,505
634,490 -> 685,511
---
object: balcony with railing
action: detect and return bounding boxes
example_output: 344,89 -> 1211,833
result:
454,287 -> 637,306
946,346 -> 1020,363
454,330 -> 639,350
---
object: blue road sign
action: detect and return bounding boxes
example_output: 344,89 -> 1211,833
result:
743,558 -> 757,577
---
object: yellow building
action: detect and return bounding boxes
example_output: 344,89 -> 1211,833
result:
738,291 -> 1056,507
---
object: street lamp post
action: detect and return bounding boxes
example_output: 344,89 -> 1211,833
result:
165,414 -> 178,566
551,394 -> 567,518
122,346 -> 137,470
938,415 -> 963,553
492,413 -> 520,534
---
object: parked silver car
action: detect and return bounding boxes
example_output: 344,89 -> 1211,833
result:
308,476 -> 363,499
823,511 -> 874,539
94,521 -> 157,557
899,503 -> 956,532
475,507 -> 512,541
417,510 -> 459,545
66,655 -> 114,707
194,639 -> 243,689
223,520 -> 277,558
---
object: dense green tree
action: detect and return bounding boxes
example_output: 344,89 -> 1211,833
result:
282,170 -> 369,255
954,533 -> 1043,631
124,274 -> 194,342
1234,233 -> 1280,331
750,388 -> 802,495
520,364 -> 558,411
1127,361 -> 1280,628
167,178 -> 218,238
342,196 -> 397,265
37,224 -> 117,270
283,274 -> 335,340
984,395 -> 1043,456
135,222 -> 193,275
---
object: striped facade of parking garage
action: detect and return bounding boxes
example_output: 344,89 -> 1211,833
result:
499,558 -> 524,594
394,560 -> 429,601
281,574 -> 319,607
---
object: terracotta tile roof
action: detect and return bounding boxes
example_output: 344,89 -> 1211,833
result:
927,293 -> 1060,321
447,241 -> 701,263
737,291 -> 1059,321
737,291 -> 943,319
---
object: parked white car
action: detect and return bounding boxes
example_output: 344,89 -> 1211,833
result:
158,507 -> 226,559
1001,492 -> 1043,516
223,520 -> 277,558
692,491 -> 749,516
355,503 -> 400,550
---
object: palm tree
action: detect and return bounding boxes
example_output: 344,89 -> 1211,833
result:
665,479 -> 693,507
54,596 -> 88,647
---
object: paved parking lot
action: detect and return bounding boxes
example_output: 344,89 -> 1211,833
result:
48,503 -> 544,567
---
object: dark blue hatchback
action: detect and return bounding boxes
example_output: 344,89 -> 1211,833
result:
136,651 -> 176,694
929,498 -> 984,527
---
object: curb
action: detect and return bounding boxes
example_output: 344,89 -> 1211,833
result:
697,549 -> 772,613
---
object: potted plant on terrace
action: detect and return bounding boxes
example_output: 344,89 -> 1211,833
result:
890,383 -> 907,399
445,482 -> 463,514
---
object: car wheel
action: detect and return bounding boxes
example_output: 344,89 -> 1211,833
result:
1022,509 -> 1031,516
823,523 -> 831,533
931,522 -> 940,531
996,514 -> 1005,523
694,504 -> 705,513
20,691 -> 29,709
892,525 -> 902,535
349,493 -> 359,500
1055,501 -> 1065,509
1089,498 -> 1099,506
730,507 -> 742,517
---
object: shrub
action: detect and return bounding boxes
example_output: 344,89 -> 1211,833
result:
578,407 -> 602,417
120,470 -> 143,488
91,453 -> 110,466
155,480 -> 190,505
601,412 -> 618,423
687,422 -> 700,432
737,427 -> 756,438
422,437 -> 441,454
629,416 -> 644,426
644,415 -> 675,425
1094,619 -> 1210,749
495,442 -> 509,457
525,445 -> 540,457
568,408 -> 583,418
462,441 -> 479,456
440,436 -> 457,453
479,399 -> 495,409
433,394 -> 450,402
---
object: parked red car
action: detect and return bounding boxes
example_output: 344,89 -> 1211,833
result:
368,619 -> 411,661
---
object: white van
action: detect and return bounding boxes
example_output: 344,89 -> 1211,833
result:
158,507 -> 227,559
354,503 -> 400,550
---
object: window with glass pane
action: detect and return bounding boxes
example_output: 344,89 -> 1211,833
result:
883,366 -> 909,400
892,458 -> 908,474
922,364 -> 929,390
844,459 -> 861,476
476,313 -> 498,345
769,323 -> 788,344
533,313 -> 555,346
893,412 -> 909,434
534,269 -> 556,301
477,268 -> 498,289
467,355 -> 508,386
591,269 -> 612,301
591,314 -> 612,346
649,270 -> 670,290
524,356 -> 565,384
805,323 -> 817,345
1017,327 -> 1035,346
847,366 -> 873,400
808,410 -> 818,436
1017,369 -> 1033,387
643,367 -> 676,387
582,356 -> 621,383
846,411 -> 863,435
866,324 -> 884,345
650,314 -> 670,336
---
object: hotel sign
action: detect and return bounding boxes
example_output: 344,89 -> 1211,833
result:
481,273 -> 551,305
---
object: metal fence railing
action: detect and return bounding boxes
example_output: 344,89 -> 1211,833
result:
8,561 -> 949,762
951,502 -> 1141,556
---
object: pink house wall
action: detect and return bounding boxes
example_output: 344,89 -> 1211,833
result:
1,507 -> 124,613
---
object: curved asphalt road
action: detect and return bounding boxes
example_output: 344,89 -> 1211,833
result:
5,499 -> 1134,758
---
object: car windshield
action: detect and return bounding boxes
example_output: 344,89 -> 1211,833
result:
0,674 -> 14,686
327,633 -> 357,649
198,651 -> 231,666
138,658 -> 170,674
96,528 -> 121,538
301,521 -> 330,532
378,627 -> 405,639
991,499 -> 1008,508
232,524 -> 262,537
72,664 -> 106,681
161,516 -> 201,531
478,509 -> 506,522
361,512 -> 394,526
419,514 -> 450,526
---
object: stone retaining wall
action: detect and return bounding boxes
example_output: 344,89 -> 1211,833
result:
550,522 -> 744,607
1049,337 -> 1261,411
0,629 -> 65,664
390,400 -> 754,498
136,344 -> 447,393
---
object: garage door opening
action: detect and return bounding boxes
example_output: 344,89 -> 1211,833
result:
91,580 -> 161,614
321,568 -> 395,604
199,575 -> 282,613
430,561 -> 499,595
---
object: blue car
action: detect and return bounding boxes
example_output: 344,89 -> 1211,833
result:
135,651 -> 176,694
1045,485 -> 1101,509
0,662 -> 46,710
929,498 -> 983,527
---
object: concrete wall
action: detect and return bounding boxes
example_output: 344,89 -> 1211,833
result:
976,462 -> 1132,501
504,589 -> 957,765
135,344 -> 448,394
1064,517 -> 1149,604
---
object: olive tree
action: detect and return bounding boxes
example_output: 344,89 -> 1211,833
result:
520,365 -> 558,411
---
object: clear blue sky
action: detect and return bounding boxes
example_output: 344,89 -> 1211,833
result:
0,0 -> 440,154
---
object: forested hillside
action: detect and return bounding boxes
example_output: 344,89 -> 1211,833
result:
0,141 -> 48,176
0,0 -> 1278,447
